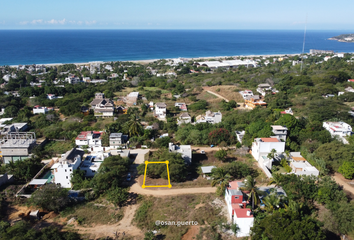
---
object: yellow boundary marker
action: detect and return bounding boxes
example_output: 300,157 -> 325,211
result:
142,160 -> 172,188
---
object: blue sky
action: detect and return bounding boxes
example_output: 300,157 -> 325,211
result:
0,0 -> 353,30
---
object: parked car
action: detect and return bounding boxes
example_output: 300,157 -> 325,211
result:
126,173 -> 131,181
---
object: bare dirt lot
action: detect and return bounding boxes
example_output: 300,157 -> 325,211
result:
203,86 -> 245,103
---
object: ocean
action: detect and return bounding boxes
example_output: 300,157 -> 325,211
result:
0,30 -> 353,66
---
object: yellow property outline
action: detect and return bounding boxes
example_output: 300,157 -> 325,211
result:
142,160 -> 172,188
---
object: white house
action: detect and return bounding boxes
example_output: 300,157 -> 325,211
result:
80,153 -> 110,177
195,111 -> 222,124
289,152 -> 319,177
251,137 -> 285,162
154,102 -> 167,119
225,181 -> 254,237
47,94 -> 57,100
65,74 -> 81,84
75,131 -> 103,148
323,121 -> 352,144
239,90 -> 253,100
256,84 -> 272,96
175,102 -> 187,111
90,93 -> 114,117
51,149 -> 109,188
51,148 -> 84,188
177,112 -> 191,125
168,142 -> 192,164
33,105 -> 53,114
105,65 -> 113,71
109,133 -> 128,147
271,125 -> 288,141
82,77 -> 91,82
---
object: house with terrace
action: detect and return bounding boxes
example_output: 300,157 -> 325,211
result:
175,102 -> 188,111
168,142 -> 192,164
90,93 -> 114,117
225,181 -> 254,237
288,152 -> 320,176
323,121 -> 352,144
195,110 -> 222,124
239,90 -> 254,100
177,112 -> 191,125
251,137 -> 285,177
154,102 -> 167,120
244,95 -> 267,109
75,131 -> 103,148
271,125 -> 288,141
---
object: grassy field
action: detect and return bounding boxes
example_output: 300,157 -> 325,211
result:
207,85 -> 245,102
143,87 -> 170,94
61,202 -> 124,226
43,140 -> 74,156
133,194 -> 227,240
196,92 -> 218,101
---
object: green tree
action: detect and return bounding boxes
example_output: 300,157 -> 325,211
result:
262,191 -> 284,213
144,231 -> 156,240
251,211 -> 326,240
124,114 -> 143,137
214,149 -> 228,162
338,161 -> 354,179
30,184 -> 69,212
211,168 -> 231,193
106,187 -> 129,207
241,175 -> 260,210
267,148 -> 277,159
222,161 -> 253,179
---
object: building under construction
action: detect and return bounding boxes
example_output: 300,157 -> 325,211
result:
0,132 -> 36,164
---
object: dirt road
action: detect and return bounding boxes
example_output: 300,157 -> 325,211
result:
205,89 -> 247,109
74,204 -> 143,239
129,183 -> 216,196
332,173 -> 354,196
205,90 -> 230,102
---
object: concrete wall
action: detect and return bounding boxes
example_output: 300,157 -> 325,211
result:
234,215 -> 254,237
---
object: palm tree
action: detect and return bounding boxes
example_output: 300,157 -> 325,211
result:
211,168 -> 231,191
267,148 -> 277,160
284,150 -> 290,160
284,199 -> 303,214
262,193 -> 282,213
124,114 -> 143,137
267,173 -> 283,187
241,175 -> 261,210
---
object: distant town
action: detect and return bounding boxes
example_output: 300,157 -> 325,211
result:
0,50 -> 354,240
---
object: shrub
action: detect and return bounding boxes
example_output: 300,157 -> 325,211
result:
208,128 -> 231,145
338,161 -> 354,179
214,149 -> 228,162
280,159 -> 292,173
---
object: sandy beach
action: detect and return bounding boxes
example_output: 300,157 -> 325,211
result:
9,53 -> 303,67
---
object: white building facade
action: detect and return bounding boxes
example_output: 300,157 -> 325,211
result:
75,131 -> 103,147
323,121 -> 352,144
251,137 -> 285,162
154,103 -> 167,119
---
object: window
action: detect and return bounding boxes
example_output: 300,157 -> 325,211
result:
66,176 -> 68,179
235,196 -> 239,199
70,169 -> 72,171
65,169 -> 67,172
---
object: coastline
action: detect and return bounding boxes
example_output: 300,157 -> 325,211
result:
9,53 -> 302,67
